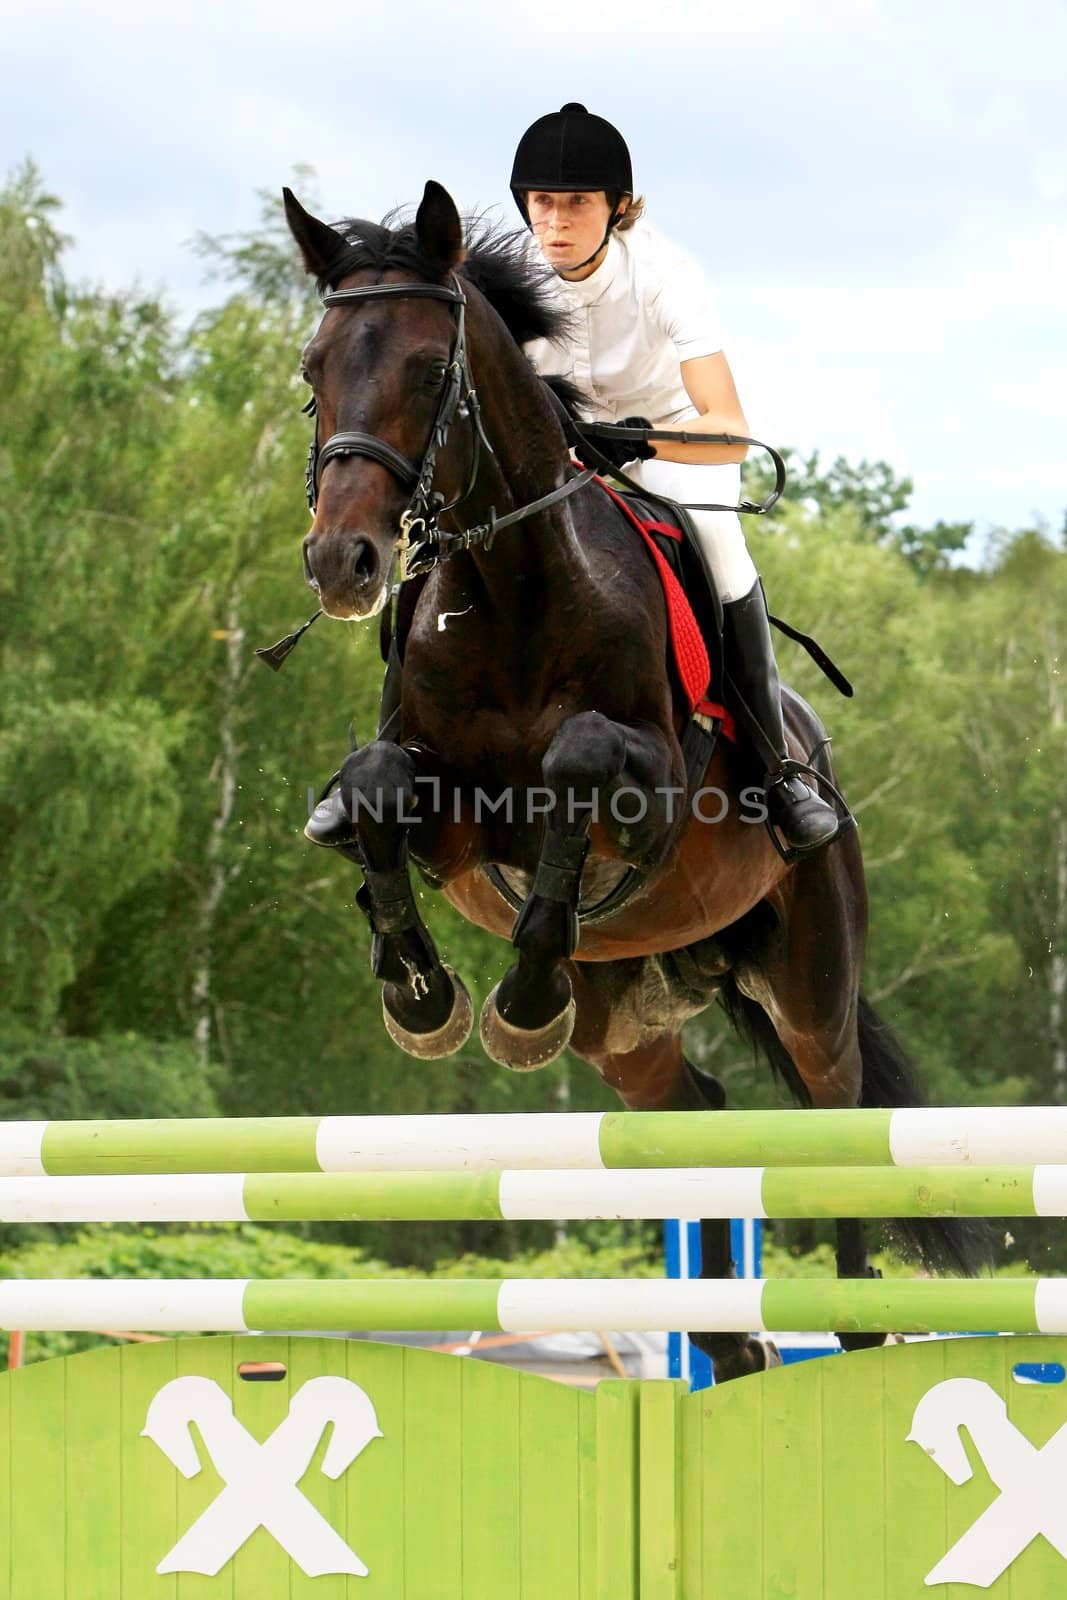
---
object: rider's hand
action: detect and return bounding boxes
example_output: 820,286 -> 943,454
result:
588,416 -> 656,470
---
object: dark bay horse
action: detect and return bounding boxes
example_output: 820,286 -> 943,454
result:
284,181 -> 982,1379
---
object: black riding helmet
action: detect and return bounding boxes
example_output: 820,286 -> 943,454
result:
510,103 -> 633,270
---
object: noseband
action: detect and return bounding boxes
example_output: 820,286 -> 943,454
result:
305,275 -> 498,580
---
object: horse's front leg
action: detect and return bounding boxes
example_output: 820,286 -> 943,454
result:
479,710 -> 677,1069
340,740 -> 473,1058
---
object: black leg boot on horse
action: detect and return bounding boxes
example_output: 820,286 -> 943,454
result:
678,1058 -> 784,1381
306,741 -> 474,1059
479,709 -> 679,1071
722,581 -> 840,857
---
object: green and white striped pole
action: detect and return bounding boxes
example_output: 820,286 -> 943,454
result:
0,1277 -> 1064,1335
0,1163 -> 1064,1222
2,1107 -> 1067,1176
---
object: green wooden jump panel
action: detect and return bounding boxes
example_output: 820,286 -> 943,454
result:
2,1335 -> 1067,1597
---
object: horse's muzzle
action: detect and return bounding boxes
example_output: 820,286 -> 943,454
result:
303,530 -> 387,620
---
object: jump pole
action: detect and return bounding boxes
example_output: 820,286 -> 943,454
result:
4,1105 -> 1067,1175
1,1277 -> 1065,1334
0,1163 -> 1063,1222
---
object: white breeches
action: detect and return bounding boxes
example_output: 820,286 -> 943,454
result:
624,457 -> 758,604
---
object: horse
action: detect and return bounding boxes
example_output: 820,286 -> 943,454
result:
282,180 -> 983,1380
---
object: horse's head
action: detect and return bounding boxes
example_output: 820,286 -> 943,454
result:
285,182 -> 466,621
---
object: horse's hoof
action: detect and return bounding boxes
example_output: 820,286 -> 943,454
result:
838,1330 -> 906,1353
754,1337 -> 783,1371
383,966 -> 473,1059
478,982 -> 575,1070
713,1336 -> 782,1381
691,1332 -> 782,1383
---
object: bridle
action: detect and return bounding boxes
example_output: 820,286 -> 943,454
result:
306,271 -> 612,591
303,272 -> 617,598
256,269 -> 600,669
305,275 -> 497,582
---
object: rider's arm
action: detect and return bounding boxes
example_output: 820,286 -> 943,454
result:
649,352 -> 750,466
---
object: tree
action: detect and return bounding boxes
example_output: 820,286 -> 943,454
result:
685,497 -> 1019,1109
0,167 -> 181,1030
0,159 -> 68,305
191,166 -> 324,312
744,448 -> 972,578
925,530 -> 1067,1100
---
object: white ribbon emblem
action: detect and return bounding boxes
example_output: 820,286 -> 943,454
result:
908,1376 -> 1067,1587
143,1375 -> 383,1577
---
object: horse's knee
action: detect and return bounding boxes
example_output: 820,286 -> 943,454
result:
341,740 -> 416,827
542,712 -> 627,796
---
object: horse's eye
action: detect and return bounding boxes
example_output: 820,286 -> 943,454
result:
424,359 -> 448,390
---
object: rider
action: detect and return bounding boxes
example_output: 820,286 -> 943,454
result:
511,103 -> 839,855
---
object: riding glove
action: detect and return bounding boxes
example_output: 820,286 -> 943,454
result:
586,416 -> 656,470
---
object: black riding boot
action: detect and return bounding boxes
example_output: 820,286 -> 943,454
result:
722,581 -> 840,856
305,788 -> 358,847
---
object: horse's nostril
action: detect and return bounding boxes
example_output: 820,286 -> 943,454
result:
302,536 -> 318,589
351,540 -> 378,589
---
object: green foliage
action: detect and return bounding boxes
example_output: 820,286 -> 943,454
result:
744,447 -> 973,576
0,1223 -> 662,1365
0,1021 -> 217,1120
191,167 -> 324,312
1,1221 -> 385,1284
0,699 -> 180,1024
0,159 -> 68,306
425,1235 -> 662,1280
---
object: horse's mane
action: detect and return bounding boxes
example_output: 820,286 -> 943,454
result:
540,373 -> 587,422
319,210 -> 572,350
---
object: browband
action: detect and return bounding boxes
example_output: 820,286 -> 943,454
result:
322,283 -> 465,308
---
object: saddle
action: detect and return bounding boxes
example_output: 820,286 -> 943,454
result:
594,476 -> 853,714
589,478 -> 858,853
376,477 -> 848,800
594,478 -> 732,737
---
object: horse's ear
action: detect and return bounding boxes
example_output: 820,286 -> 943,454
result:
415,181 -> 464,274
283,188 -> 345,278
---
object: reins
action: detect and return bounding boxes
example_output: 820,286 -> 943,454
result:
571,420 -> 786,514
255,270 -> 788,671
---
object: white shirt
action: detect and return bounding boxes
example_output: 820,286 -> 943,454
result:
523,218 -> 724,428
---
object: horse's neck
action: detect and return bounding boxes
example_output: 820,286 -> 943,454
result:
446,503 -> 586,617
437,315 -> 588,614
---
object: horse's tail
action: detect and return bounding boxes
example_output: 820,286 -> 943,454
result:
715,979 -> 990,1276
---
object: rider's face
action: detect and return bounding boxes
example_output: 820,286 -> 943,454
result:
526,190 -> 615,278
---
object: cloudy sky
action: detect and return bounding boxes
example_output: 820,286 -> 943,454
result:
5,0 -> 1065,543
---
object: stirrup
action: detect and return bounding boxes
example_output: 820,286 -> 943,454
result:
763,742 -> 856,864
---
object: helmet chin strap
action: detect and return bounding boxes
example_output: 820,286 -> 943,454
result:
550,210 -> 622,278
